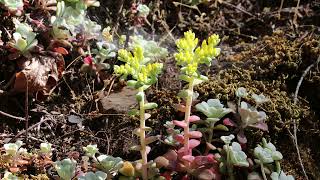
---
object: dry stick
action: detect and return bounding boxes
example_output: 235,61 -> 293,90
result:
218,0 -> 255,17
278,0 -> 284,19
293,0 -> 301,23
48,55 -> 82,96
291,55 -> 320,180
173,1 -> 202,15
10,117 -> 51,142
0,110 -> 25,121
25,75 -> 29,142
112,0 -> 124,34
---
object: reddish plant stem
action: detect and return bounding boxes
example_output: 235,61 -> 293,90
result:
183,79 -> 194,156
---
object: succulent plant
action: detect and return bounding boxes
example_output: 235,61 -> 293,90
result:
81,41 -> 116,75
220,134 -> 235,145
114,45 -> 163,180
227,142 -> 249,167
4,140 -> 23,156
252,93 -> 269,106
196,99 -> 232,154
54,158 -> 77,180
253,138 -> 291,180
270,171 -> 294,180
129,35 -> 168,62
97,155 -> 123,175
51,1 -> 101,40
196,99 -> 232,120
2,171 -> 19,180
40,143 -> 52,154
83,144 -> 99,158
175,30 -> 220,82
158,31 -> 221,179
254,138 -> 283,164
239,101 -> 267,129
219,134 -> 249,180
78,171 -> 107,180
137,4 -> 150,17
223,88 -> 268,144
235,87 -> 248,98
11,18 -> 38,54
114,46 -> 163,89
0,0 -> 24,15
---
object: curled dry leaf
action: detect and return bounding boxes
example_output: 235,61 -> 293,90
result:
13,54 -> 64,98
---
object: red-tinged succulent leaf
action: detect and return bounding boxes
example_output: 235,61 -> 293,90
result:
174,134 -> 184,144
189,139 -> 201,149
188,131 -> 202,138
189,115 -> 200,122
177,147 -> 190,156
173,120 -> 187,128
250,122 -> 268,131
182,155 -> 195,162
240,143 -> 247,150
237,130 -> 247,144
83,56 -> 94,65
223,118 -> 237,127
54,47 -> 69,55
193,156 -> 214,166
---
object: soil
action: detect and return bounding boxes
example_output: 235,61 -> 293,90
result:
0,0 -> 320,179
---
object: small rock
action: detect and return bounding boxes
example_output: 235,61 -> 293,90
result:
98,87 -> 137,113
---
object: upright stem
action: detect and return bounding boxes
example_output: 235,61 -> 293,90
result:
226,145 -> 235,180
205,130 -> 213,155
260,163 -> 267,180
183,79 -> 194,156
138,88 -> 148,180
275,161 -> 281,174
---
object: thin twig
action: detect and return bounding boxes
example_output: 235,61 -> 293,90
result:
25,75 -> 29,142
9,117 -> 51,142
0,110 -> 25,121
218,0 -> 255,17
290,54 -> 320,180
172,2 -> 202,15
293,0 -> 301,23
278,0 -> 284,19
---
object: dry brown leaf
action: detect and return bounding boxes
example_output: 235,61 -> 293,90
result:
13,54 -> 65,98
